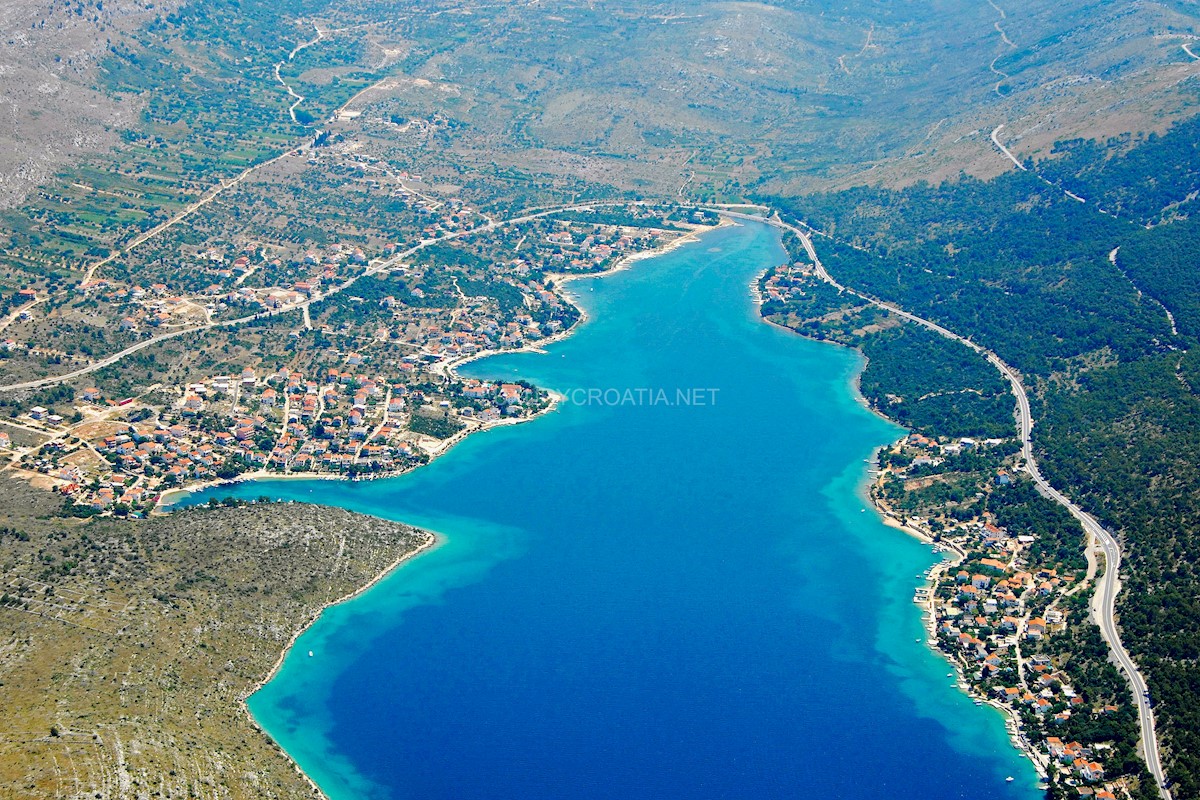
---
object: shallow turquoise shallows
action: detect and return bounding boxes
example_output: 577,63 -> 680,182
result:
184,221 -> 1041,800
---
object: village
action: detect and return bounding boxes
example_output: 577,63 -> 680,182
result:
876,432 -> 1136,800
0,195 -> 706,515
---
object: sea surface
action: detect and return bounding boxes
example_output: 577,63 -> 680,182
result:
183,221 -> 1041,799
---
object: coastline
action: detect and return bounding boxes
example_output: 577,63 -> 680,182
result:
853,382 -> 1047,778
183,216 -> 1042,795
172,217 -> 725,799
159,221 -> 723,512
754,265 -> 1045,777
238,528 -> 441,800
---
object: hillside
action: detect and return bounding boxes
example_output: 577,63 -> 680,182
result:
1,0 -> 1200,798
763,113 -> 1200,797
0,480 -> 431,799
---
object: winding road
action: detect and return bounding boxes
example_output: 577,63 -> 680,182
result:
722,209 -> 1172,798
990,124 -> 1027,171
5,197 -> 1174,796
0,200 -> 673,393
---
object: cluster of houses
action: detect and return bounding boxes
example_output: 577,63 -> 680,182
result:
1045,738 -> 1116,793
929,525 -> 1126,791
73,240 -> 383,331
881,433 -> 1132,794
172,362 -> 540,475
760,260 -> 816,304
6,200 -> 698,515
14,352 -> 547,514
540,227 -> 649,271
74,280 -> 209,333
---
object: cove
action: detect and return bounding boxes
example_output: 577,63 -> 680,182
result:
182,220 -> 1041,800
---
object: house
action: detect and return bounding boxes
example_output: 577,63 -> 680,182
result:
83,387 -> 102,403
463,380 -> 491,399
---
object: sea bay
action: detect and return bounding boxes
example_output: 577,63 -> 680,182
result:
184,220 -> 1040,800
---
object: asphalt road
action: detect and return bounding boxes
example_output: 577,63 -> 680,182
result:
735,210 -> 1172,798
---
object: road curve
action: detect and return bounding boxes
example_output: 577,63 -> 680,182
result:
724,209 -> 1172,798
990,124 -> 1028,171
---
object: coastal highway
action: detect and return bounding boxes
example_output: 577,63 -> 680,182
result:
724,209 -> 1173,799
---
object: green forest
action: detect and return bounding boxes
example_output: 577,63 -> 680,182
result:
763,114 -> 1200,798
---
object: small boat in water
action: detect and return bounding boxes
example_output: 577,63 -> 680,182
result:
1006,776 -> 1014,782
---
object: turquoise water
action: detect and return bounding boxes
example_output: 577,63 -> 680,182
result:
184,221 -> 1040,799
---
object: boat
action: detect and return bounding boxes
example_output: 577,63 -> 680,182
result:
1006,777 -> 1014,782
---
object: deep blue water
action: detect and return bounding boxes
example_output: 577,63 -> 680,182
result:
183,221 -> 1041,800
